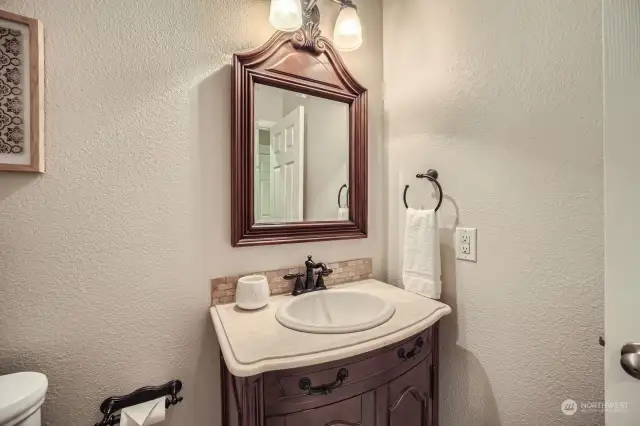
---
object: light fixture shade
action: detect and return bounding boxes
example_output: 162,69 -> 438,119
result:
333,5 -> 363,51
269,0 -> 303,32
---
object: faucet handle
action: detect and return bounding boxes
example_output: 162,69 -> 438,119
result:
313,267 -> 332,291
284,273 -> 305,280
284,273 -> 306,296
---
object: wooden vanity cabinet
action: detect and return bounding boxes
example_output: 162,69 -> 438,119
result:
221,322 -> 440,426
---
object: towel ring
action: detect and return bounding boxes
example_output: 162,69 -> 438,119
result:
338,184 -> 349,208
403,169 -> 443,211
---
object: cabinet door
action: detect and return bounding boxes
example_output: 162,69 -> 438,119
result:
266,392 -> 375,426
376,356 -> 432,426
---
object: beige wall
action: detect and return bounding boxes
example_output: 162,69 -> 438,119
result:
254,84 -> 284,124
0,1 -> 383,425
383,0 -> 604,425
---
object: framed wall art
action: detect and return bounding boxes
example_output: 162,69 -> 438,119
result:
0,10 -> 43,173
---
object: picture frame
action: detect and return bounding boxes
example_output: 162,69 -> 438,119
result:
0,10 -> 43,173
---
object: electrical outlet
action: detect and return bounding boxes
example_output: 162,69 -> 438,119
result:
456,228 -> 477,262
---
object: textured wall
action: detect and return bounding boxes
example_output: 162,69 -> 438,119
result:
383,0 -> 604,424
0,0 -> 383,425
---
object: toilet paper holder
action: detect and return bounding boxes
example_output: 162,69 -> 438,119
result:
94,379 -> 183,426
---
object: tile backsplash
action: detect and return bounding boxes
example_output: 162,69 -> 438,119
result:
211,258 -> 373,306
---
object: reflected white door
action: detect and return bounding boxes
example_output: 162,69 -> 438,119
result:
604,1 -> 640,424
255,124 -> 274,222
270,106 -> 305,222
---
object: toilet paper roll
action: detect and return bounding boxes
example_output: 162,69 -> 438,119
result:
120,397 -> 166,426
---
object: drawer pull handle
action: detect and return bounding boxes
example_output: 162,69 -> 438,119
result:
397,336 -> 424,360
299,368 -> 349,395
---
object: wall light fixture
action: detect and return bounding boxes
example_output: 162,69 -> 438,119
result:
269,0 -> 363,51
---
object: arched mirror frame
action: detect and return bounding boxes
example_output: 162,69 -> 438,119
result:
231,24 -> 368,247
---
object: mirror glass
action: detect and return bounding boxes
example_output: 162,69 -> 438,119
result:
253,83 -> 350,224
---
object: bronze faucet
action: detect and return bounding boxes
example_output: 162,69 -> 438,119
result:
284,255 -> 333,296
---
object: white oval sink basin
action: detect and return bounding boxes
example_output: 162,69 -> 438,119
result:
276,289 -> 396,334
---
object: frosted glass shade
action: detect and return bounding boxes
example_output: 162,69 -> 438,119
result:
269,0 -> 303,31
333,5 -> 363,51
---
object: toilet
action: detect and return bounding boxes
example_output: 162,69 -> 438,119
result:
0,373 -> 48,426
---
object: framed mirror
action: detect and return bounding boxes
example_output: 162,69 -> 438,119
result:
231,24 -> 368,246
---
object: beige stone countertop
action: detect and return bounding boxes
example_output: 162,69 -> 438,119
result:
210,279 -> 451,377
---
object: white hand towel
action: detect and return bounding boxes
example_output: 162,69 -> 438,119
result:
402,208 -> 441,299
338,207 -> 349,220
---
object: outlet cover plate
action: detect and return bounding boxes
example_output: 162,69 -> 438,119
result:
456,228 -> 477,262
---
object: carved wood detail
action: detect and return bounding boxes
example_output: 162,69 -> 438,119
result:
231,29 -> 368,246
291,0 -> 326,54
292,22 -> 327,54
231,376 -> 242,423
324,421 -> 362,426
389,386 -> 428,412
431,321 -> 440,425
229,374 -> 265,426
388,387 -> 428,426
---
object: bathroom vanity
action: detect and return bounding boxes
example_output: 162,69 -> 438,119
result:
211,280 -> 451,426
221,326 -> 438,426
218,8 -> 452,424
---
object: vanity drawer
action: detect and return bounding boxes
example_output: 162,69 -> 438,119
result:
265,393 -> 367,426
263,327 -> 433,416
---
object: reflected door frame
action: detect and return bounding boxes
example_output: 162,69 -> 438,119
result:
254,119 -> 275,223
